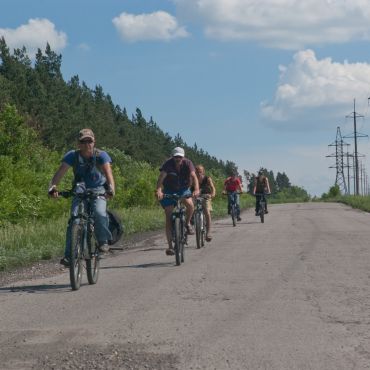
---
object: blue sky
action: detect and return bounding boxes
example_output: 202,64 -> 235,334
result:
2,0 -> 370,196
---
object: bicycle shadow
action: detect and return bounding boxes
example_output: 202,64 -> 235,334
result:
101,261 -> 174,269
0,283 -> 71,294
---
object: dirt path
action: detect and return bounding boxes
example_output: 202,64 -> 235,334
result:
1,202 -> 370,369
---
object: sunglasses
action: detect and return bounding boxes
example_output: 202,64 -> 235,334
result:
79,139 -> 94,144
174,155 -> 183,159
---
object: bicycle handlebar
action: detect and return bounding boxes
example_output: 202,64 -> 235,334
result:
54,190 -> 107,199
163,193 -> 192,200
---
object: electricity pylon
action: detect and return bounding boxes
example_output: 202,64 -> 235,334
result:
326,126 -> 349,194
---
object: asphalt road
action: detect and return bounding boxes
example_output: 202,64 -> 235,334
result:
1,202 -> 370,370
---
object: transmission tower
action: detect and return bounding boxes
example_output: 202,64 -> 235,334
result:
343,99 -> 367,195
326,126 -> 349,194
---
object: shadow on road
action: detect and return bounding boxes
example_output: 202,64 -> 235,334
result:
0,283 -> 71,293
101,261 -> 174,269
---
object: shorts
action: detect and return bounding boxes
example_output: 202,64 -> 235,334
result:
160,188 -> 192,208
201,195 -> 213,212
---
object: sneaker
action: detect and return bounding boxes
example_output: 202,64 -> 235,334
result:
60,257 -> 70,267
206,234 -> 212,242
186,224 -> 195,235
237,216 -> 242,221
265,210 -> 269,214
166,248 -> 175,256
98,244 -> 110,253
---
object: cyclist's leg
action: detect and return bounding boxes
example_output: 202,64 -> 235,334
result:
264,195 -> 268,213
92,193 -> 111,248
179,188 -> 194,232
235,192 -> 241,217
164,205 -> 175,248
203,198 -> 212,240
183,197 -> 195,233
255,195 -> 261,215
227,193 -> 232,214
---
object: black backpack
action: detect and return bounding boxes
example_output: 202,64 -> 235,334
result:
107,210 -> 124,245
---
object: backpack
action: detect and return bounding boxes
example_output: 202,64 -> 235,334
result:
107,209 -> 124,245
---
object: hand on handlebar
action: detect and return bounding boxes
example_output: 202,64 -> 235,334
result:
48,185 -> 59,198
155,188 -> 164,201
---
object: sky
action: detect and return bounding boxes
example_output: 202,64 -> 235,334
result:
2,0 -> 370,196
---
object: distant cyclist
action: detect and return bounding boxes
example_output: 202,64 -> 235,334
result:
155,147 -> 199,256
48,128 -> 115,266
223,172 -> 243,221
194,165 -> 216,242
253,170 -> 271,216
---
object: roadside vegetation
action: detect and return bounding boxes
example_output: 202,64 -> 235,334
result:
321,184 -> 370,212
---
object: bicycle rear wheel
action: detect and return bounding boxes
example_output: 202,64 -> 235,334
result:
195,211 -> 202,249
86,228 -> 100,284
69,221 -> 84,290
260,202 -> 265,223
174,218 -> 182,266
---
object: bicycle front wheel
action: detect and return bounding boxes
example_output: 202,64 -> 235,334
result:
86,228 -> 100,285
174,218 -> 182,266
69,221 -> 84,290
195,211 -> 202,249
201,212 -> 206,247
231,204 -> 236,227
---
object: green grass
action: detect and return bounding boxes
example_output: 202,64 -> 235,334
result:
0,193 -> 259,271
329,195 -> 370,212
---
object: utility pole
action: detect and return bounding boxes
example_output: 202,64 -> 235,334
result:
343,99 -> 367,195
345,150 -> 353,195
327,126 -> 349,194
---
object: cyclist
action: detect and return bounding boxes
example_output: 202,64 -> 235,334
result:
223,171 -> 243,221
194,164 -> 216,242
155,147 -> 199,256
48,128 -> 115,266
253,170 -> 271,216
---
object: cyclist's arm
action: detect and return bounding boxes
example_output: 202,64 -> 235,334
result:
208,177 -> 216,198
155,171 -> 167,200
265,178 -> 271,194
49,162 -> 70,197
101,162 -> 115,196
190,171 -> 199,197
252,183 -> 257,195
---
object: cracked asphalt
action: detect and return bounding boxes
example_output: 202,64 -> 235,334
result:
1,202 -> 370,369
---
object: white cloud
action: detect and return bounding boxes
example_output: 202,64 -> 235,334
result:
174,0 -> 370,49
261,49 -> 370,127
112,11 -> 189,42
0,18 -> 67,56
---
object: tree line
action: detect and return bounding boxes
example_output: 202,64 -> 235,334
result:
0,38 -> 233,173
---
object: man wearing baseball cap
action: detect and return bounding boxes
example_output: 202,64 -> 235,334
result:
156,147 -> 199,255
48,128 -> 115,266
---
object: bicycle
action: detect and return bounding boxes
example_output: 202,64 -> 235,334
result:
224,191 -> 241,227
254,192 -> 269,223
164,193 -> 190,265
59,182 -> 106,290
193,196 -> 207,249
